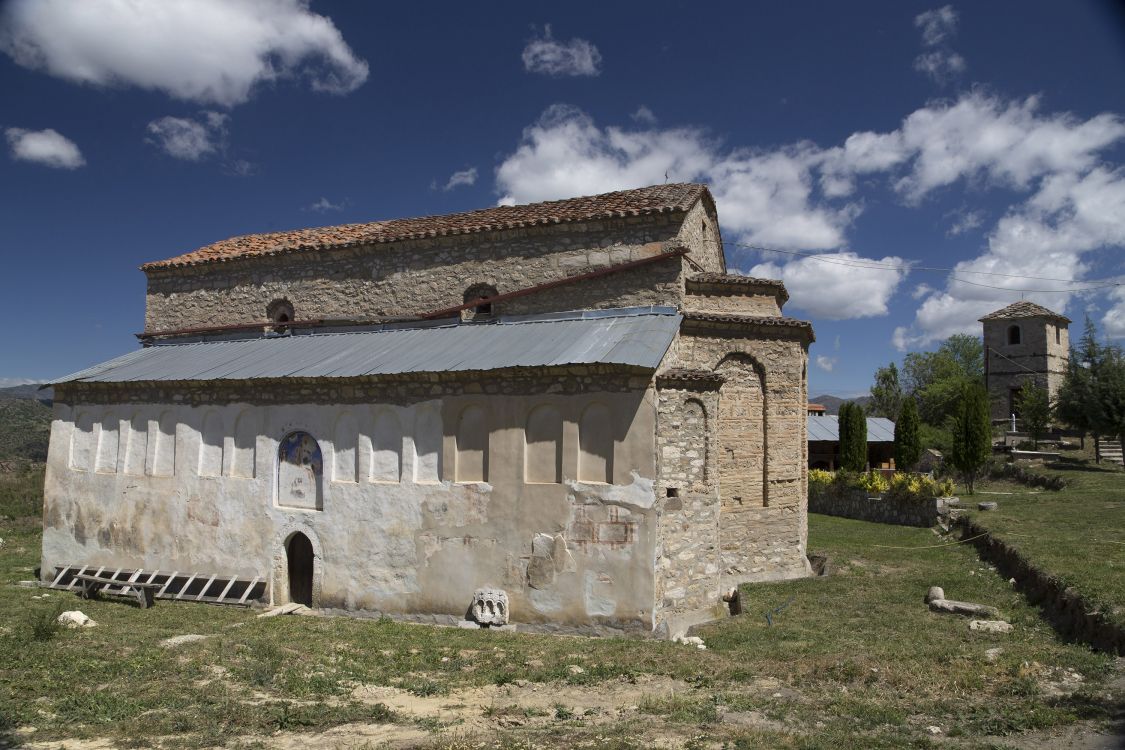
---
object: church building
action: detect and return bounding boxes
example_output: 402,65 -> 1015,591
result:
43,183 -> 813,637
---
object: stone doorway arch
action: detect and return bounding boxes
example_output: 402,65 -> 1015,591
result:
273,522 -> 324,607
287,532 -> 314,606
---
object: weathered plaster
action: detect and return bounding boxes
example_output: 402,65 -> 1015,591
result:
44,385 -> 660,631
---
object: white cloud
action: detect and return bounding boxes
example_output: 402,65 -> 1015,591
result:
631,106 -> 657,125
914,50 -> 966,84
895,167 -> 1125,349
912,283 -> 935,300
306,197 -> 344,213
916,5 -> 958,46
750,253 -> 909,320
496,104 -> 857,251
494,93 -> 1125,328
495,105 -> 899,317
441,167 -> 478,191
821,94 -> 1125,204
946,208 -> 984,235
146,112 -> 227,161
815,355 -> 837,372
522,25 -> 601,77
0,377 -> 40,387
914,5 -> 965,84
0,0 -> 368,107
1104,286 -> 1125,339
5,127 -> 84,168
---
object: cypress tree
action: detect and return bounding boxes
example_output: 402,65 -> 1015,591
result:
950,383 -> 992,493
839,401 -> 868,472
894,397 -> 922,471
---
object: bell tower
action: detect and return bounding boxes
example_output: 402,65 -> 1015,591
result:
980,301 -> 1070,423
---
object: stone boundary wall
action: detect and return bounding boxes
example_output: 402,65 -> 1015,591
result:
957,518 -> 1124,655
809,486 -> 941,527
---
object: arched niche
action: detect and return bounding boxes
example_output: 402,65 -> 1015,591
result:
715,353 -> 767,508
198,410 -> 224,477
277,431 -> 324,510
455,404 -> 488,482
412,405 -> 442,483
150,411 -> 177,477
370,408 -> 402,483
578,402 -> 613,483
332,412 -> 358,483
70,411 -> 95,472
95,412 -> 120,474
229,409 -> 258,478
525,404 -> 562,484
122,411 -> 148,476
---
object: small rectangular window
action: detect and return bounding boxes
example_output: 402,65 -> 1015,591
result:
1056,327 -> 1061,345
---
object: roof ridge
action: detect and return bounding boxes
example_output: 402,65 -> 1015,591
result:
143,183 -> 711,271
978,300 -> 1071,323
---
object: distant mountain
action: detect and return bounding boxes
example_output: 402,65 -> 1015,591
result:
0,384 -> 52,403
810,394 -> 872,415
0,384 -> 52,465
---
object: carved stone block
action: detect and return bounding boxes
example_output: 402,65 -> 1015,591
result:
471,587 -> 509,626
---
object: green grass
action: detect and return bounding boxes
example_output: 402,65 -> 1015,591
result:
0,467 -> 1121,748
963,455 -> 1125,628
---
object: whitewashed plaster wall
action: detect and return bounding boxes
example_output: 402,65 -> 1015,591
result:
42,388 -> 660,631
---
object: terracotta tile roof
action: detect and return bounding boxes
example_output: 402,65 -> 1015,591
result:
686,272 -> 789,302
143,183 -> 711,271
978,301 -> 1071,323
681,311 -> 816,342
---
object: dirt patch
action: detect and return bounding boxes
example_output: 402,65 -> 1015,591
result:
350,673 -> 694,732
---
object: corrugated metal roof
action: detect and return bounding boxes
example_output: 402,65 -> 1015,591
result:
806,416 -> 896,443
51,307 -> 681,385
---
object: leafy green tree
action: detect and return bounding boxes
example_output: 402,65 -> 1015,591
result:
1055,316 -> 1125,461
869,362 -> 904,419
838,401 -> 868,472
949,383 -> 992,494
1015,380 -> 1052,448
1056,316 -> 1108,442
1096,347 -> 1125,445
902,333 -> 984,428
893,397 -> 922,471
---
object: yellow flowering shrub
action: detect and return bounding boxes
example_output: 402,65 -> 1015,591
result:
808,468 -> 833,494
856,470 -> 890,494
886,473 -> 954,500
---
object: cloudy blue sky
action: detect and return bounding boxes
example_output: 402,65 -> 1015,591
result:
2,0 -> 1124,396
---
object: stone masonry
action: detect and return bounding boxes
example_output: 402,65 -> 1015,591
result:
980,301 -> 1070,423
46,183 -> 813,637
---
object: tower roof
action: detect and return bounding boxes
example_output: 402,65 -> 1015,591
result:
978,301 -> 1070,324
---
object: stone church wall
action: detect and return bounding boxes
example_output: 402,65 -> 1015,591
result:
653,386 -> 723,637
43,372 -> 663,633
143,211 -> 721,334
663,332 -> 811,588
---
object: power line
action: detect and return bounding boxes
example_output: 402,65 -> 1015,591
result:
713,240 -> 1123,294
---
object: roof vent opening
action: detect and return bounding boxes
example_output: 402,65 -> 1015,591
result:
267,298 -> 295,334
462,283 -> 498,321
